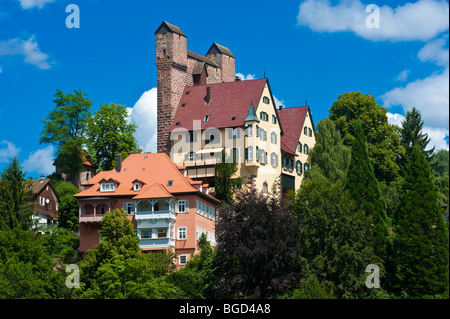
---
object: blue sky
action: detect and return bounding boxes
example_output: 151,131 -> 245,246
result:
0,0 -> 448,178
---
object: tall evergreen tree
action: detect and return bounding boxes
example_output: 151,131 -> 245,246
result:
400,107 -> 434,166
0,157 -> 34,230
392,145 -> 449,297
345,125 -> 387,261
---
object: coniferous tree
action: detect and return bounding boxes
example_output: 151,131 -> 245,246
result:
0,157 -> 34,230
345,125 -> 387,261
399,107 -> 434,166
392,145 -> 449,297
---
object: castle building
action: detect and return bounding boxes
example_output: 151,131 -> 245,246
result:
155,21 -> 316,194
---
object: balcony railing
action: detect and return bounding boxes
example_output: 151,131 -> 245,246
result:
138,237 -> 175,249
79,213 -> 105,222
134,210 -> 176,221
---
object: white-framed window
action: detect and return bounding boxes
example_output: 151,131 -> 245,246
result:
179,255 -> 188,265
245,124 -> 253,137
271,131 -> 277,144
177,226 -> 187,240
133,182 -> 141,191
100,183 -> 115,192
177,200 -> 189,213
39,196 -> 45,206
123,202 -> 135,214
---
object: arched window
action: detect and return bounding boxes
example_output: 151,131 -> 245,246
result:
263,182 -> 268,194
304,162 -> 310,172
304,144 -> 309,155
297,142 -> 302,153
296,160 -> 302,174
271,132 -> 277,144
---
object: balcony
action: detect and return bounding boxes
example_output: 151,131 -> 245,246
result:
139,237 -> 175,249
79,213 -> 105,223
134,210 -> 176,221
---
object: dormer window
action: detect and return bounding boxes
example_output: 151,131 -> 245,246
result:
133,182 -> 141,191
100,183 -> 115,192
167,180 -> 174,186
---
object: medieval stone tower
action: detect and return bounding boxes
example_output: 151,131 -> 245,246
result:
155,21 -> 236,154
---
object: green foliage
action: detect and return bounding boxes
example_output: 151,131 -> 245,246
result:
283,276 -> 336,299
293,175 -> 378,298
430,149 -> 449,206
0,157 -> 34,231
391,146 -> 449,297
40,89 -> 92,182
399,107 -> 434,166
168,233 -> 216,298
87,103 -> 138,171
213,186 -> 301,298
53,180 -> 81,231
40,227 -> 80,263
345,125 -> 387,260
0,228 -> 70,298
307,118 -> 351,183
214,152 -> 244,204
78,209 -> 181,299
329,91 -> 404,183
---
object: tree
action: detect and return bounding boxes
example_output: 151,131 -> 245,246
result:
345,125 -> 387,261
214,152 -> 244,204
78,209 -> 181,298
0,157 -> 34,230
168,233 -> 216,298
399,107 -> 434,166
213,185 -> 301,298
0,228 -> 70,298
293,175 -> 378,298
329,92 -> 404,183
53,180 -> 81,231
87,103 -> 138,171
39,89 -> 92,183
307,118 -> 351,183
391,145 -> 449,297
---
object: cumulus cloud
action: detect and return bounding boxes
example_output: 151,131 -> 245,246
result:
0,35 -> 52,70
297,0 -> 449,42
23,145 -> 55,175
0,140 -> 21,163
18,0 -> 55,10
127,88 -> 158,153
418,36 -> 449,66
235,73 -> 256,81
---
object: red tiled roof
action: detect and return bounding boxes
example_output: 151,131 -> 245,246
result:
278,106 -> 309,155
75,153 -> 219,203
171,78 -> 267,132
134,183 -> 174,199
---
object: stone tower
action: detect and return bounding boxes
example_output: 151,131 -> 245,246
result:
155,21 -> 236,154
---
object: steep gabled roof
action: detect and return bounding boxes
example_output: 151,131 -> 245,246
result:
75,153 -> 219,203
171,78 -> 267,131
277,106 -> 310,155
154,21 -> 186,37
206,42 -> 234,58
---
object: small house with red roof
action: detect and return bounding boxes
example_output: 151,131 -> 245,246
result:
74,153 -> 220,266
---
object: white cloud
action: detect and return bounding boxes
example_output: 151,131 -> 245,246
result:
18,0 -> 55,10
297,0 -> 449,42
418,36 -> 449,66
423,126 -> 449,151
235,73 -> 256,81
0,140 -> 21,163
273,95 -> 285,109
127,88 -> 157,153
395,69 -> 410,82
23,145 -> 55,175
0,66 -> 2,73
381,68 -> 449,128
0,35 -> 52,70
386,112 -> 405,127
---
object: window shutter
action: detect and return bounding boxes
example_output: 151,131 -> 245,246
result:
184,200 -> 189,212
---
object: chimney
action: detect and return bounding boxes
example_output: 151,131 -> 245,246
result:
278,105 -> 284,111
116,153 -> 122,172
204,87 -> 211,105
235,75 -> 241,81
